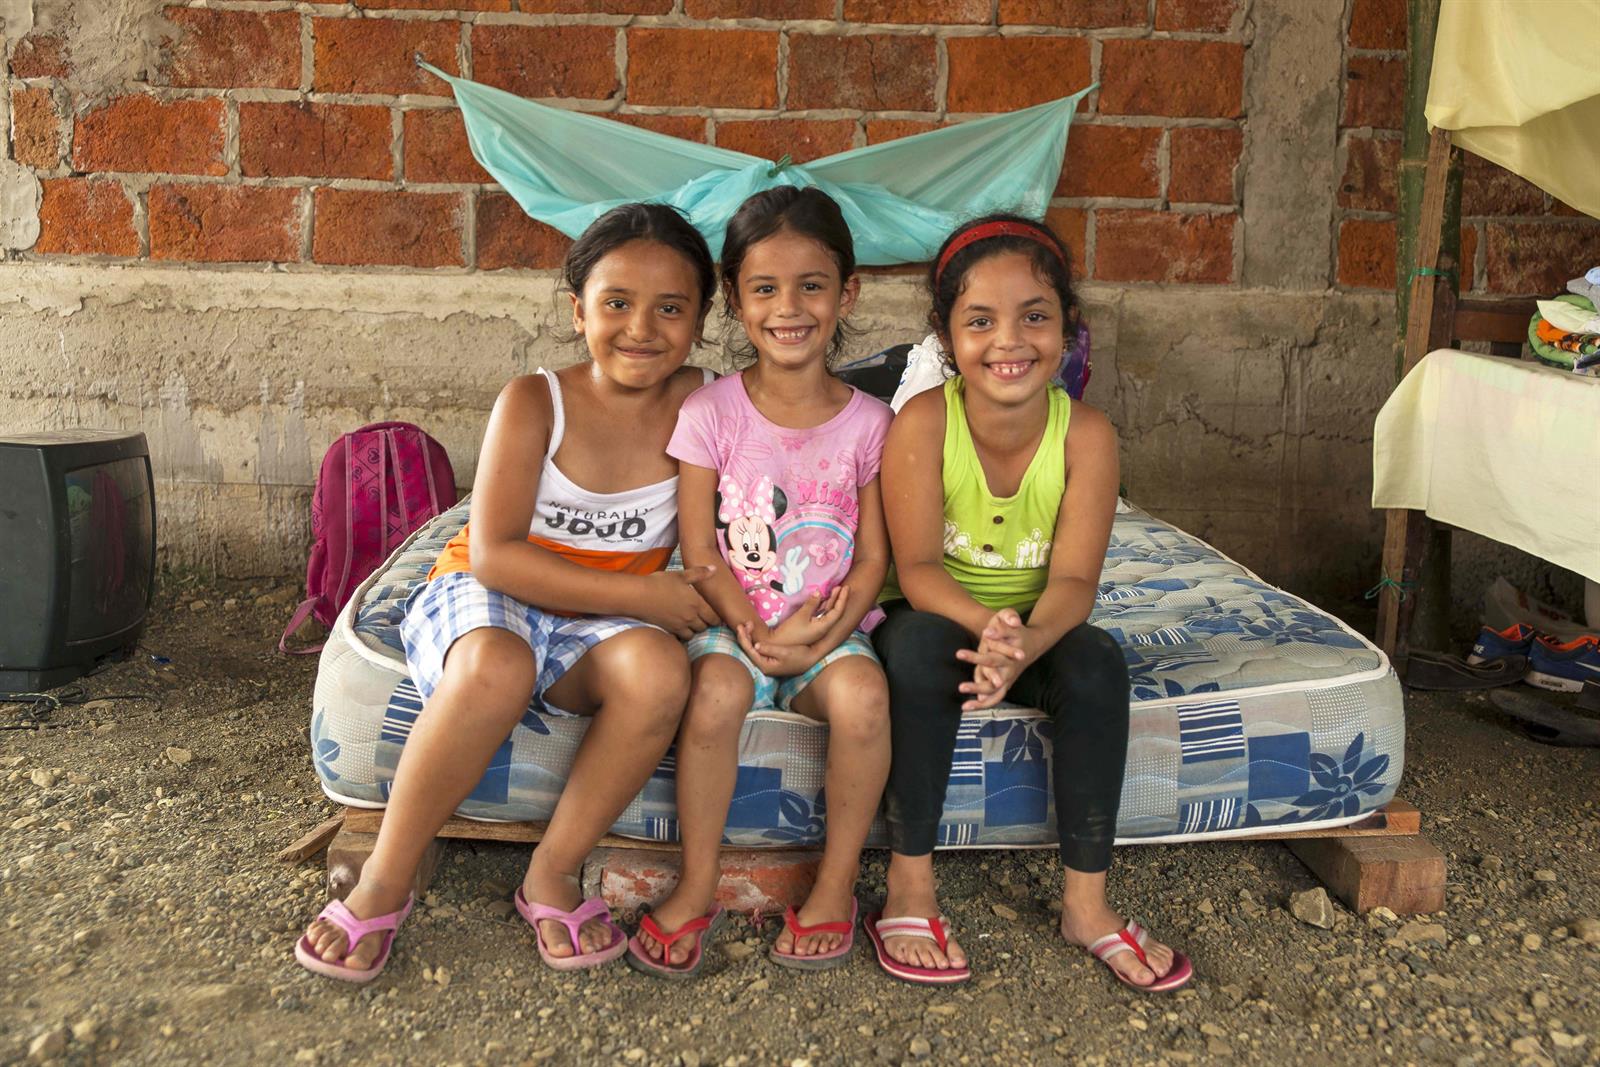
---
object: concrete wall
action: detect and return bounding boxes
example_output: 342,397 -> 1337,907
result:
3,0 -> 1596,621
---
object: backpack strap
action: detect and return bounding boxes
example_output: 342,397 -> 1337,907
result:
279,597 -> 324,655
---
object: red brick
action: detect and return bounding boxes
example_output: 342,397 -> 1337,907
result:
715,119 -> 856,163
1551,198 -> 1587,218
1169,126 -> 1243,205
8,34 -> 70,79
948,37 -> 1091,113
1001,0 -> 1146,28
627,30 -> 777,108
1342,55 -> 1403,130
240,102 -> 392,180
788,34 -> 936,111
34,179 -> 138,256
865,118 -> 942,143
585,846 -> 820,914
313,17 -> 459,96
1461,151 -> 1544,217
523,0 -> 670,10
605,113 -> 707,142
1100,40 -> 1244,119
157,8 -> 300,90
688,0 -> 831,14
1459,223 -> 1479,291
10,87 -> 60,169
844,0 -> 989,22
73,96 -> 226,176
470,25 -> 618,101
314,188 -> 464,268
477,192 -> 570,270
1337,133 -> 1398,212
1095,210 -> 1235,283
149,183 -> 302,263
1336,218 -> 1395,289
1485,221 -> 1600,295
356,0 -> 511,9
1349,0 -> 1406,50
1057,124 -> 1159,199
1154,0 -> 1237,32
404,108 -> 491,183
1045,205 -> 1086,265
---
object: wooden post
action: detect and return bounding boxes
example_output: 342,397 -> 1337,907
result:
1377,124 -> 1459,665
326,828 -> 442,901
1288,834 -> 1446,916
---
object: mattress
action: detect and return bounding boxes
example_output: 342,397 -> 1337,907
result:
311,497 -> 1403,847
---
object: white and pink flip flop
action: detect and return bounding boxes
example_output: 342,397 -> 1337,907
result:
864,911 -> 971,985
1087,920 -> 1193,992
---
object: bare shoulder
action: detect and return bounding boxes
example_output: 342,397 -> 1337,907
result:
1065,398 -> 1115,447
495,372 -> 554,423
670,363 -> 716,404
891,384 -> 947,434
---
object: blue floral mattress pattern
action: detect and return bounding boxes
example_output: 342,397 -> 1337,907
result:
312,498 -> 1403,846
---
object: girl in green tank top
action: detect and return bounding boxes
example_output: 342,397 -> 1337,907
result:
869,215 -> 1194,993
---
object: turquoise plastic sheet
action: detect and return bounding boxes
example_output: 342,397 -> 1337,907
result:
420,61 -> 1091,265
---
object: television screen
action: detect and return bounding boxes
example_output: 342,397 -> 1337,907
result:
0,430 -> 156,694
64,457 -> 155,644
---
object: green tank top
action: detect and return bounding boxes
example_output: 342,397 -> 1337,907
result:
883,377 -> 1071,613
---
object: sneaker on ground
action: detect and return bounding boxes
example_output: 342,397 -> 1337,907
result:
1468,622 -> 1536,665
1527,634 -> 1600,693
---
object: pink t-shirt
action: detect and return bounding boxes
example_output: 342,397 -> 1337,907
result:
668,371 -> 893,627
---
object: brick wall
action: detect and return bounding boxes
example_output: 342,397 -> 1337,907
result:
1334,0 -> 1600,294
3,0 -> 1255,283
8,2 -> 1599,288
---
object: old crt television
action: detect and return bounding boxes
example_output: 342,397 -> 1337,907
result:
0,430 -> 156,694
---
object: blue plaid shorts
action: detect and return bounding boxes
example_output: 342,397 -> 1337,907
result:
400,570 -> 657,717
686,625 -> 880,712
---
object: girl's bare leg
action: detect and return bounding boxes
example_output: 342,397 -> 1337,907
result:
529,627 -> 691,956
776,655 -> 890,957
302,627 -> 537,968
635,654 -> 752,965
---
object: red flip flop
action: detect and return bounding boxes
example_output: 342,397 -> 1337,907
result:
864,910 -> 971,985
1087,920 -> 1193,992
625,905 -> 726,981
769,897 -> 857,970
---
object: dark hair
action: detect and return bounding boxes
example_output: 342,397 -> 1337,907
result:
927,213 -> 1079,355
561,202 -> 716,317
719,186 -> 858,365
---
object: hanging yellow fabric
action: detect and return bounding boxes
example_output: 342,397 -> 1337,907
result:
1425,0 -> 1600,220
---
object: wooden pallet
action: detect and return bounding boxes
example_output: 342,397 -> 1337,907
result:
283,798 -> 1445,916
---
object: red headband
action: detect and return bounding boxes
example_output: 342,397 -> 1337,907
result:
934,220 -> 1065,286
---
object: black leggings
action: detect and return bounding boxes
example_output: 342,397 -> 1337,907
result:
871,601 -> 1130,873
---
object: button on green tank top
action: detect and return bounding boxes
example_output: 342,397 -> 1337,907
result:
883,377 -> 1071,613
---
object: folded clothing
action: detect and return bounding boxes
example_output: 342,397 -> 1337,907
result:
1568,266 -> 1600,305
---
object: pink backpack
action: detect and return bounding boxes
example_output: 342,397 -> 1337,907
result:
280,421 -> 457,654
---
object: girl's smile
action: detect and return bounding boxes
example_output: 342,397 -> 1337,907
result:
732,228 -> 858,370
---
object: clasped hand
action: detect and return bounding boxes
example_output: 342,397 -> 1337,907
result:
735,587 -> 849,677
955,608 -> 1032,711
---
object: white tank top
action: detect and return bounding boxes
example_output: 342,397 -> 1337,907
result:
528,367 -> 711,558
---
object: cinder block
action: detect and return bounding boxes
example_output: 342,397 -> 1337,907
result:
582,847 -> 821,915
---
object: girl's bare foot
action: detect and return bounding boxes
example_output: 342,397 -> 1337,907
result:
879,855 -> 966,971
521,857 -> 614,958
634,881 -> 719,967
302,879 -> 411,970
1059,901 -> 1176,987
773,867 -> 857,957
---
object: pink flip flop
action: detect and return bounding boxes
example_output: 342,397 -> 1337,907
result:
625,905 -> 727,980
293,894 -> 414,983
770,897 -> 858,970
514,888 -> 627,971
1087,920 -> 1194,993
864,910 -> 971,985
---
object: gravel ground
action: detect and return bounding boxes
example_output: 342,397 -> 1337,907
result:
3,577 -> 1599,1067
